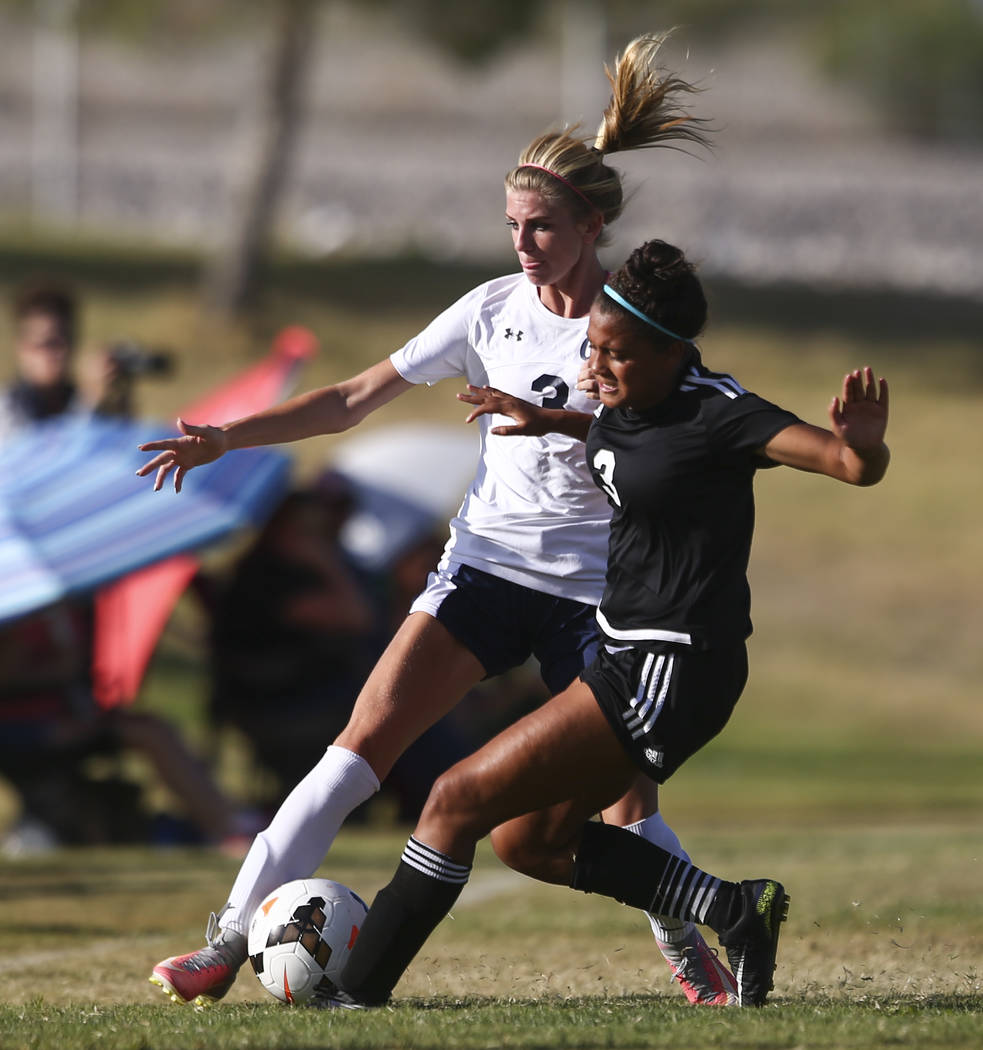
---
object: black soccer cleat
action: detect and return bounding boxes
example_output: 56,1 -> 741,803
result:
716,878 -> 790,1007
308,987 -> 369,1010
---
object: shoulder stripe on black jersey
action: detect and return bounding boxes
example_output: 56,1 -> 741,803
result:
679,367 -> 746,400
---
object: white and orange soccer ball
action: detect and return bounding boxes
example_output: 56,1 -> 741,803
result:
247,878 -> 369,1004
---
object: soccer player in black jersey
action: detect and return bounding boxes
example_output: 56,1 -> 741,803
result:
318,239 -> 890,1010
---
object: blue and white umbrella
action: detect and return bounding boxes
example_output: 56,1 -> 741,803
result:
0,413 -> 291,625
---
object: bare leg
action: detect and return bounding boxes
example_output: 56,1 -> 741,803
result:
334,612 -> 485,780
416,679 -> 635,873
336,679 -> 635,1004
115,711 -> 235,842
221,612 -> 486,935
601,771 -> 660,825
339,681 -> 754,1007
150,613 -> 539,1005
499,749 -> 738,1005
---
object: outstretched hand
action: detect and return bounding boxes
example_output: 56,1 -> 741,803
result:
457,385 -> 548,436
136,417 -> 228,492
829,367 -> 889,453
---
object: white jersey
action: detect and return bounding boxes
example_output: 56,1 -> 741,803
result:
390,273 -> 611,604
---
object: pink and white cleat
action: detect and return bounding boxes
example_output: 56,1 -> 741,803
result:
658,927 -> 739,1006
149,912 -> 247,1007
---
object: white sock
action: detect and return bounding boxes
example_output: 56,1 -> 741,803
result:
622,812 -> 697,946
219,745 -> 380,937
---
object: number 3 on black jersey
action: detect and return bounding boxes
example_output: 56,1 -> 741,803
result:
592,448 -> 622,506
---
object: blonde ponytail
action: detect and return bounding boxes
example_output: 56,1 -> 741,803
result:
594,31 -> 711,155
506,30 -> 710,235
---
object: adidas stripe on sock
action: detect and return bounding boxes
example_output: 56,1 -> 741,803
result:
622,813 -> 694,943
401,836 -> 471,884
570,820 -> 735,927
340,837 -> 472,1004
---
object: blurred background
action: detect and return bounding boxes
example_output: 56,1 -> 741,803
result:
0,0 -> 980,853
3,0 -> 983,299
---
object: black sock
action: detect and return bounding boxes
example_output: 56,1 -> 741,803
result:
569,820 -> 737,928
339,837 -> 471,1005
704,882 -> 744,935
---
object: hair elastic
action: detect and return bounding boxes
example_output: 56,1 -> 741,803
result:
602,284 -> 693,344
518,164 -> 598,212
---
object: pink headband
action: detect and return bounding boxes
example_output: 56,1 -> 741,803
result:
518,164 -> 598,212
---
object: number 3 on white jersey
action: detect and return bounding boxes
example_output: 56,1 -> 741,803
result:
592,448 -> 622,507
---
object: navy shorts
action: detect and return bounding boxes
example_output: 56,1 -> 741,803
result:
582,641 -> 748,783
410,563 -> 600,695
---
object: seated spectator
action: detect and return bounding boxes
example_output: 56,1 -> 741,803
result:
0,599 -> 245,851
208,481 -> 380,809
208,478 -> 487,823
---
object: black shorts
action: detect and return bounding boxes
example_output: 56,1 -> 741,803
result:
581,641 -> 748,783
411,563 -> 601,695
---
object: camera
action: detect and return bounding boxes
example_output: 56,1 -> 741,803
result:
108,340 -> 175,379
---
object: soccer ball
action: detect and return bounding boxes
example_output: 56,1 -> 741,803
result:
247,878 -> 369,1004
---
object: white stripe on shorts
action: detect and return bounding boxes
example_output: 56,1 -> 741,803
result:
625,652 -> 675,740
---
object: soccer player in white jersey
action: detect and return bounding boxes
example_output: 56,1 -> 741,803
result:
139,34 -> 737,1008
319,239 -> 889,1010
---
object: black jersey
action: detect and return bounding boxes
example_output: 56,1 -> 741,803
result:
585,354 -> 800,650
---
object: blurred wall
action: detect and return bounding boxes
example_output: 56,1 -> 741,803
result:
0,4 -> 980,302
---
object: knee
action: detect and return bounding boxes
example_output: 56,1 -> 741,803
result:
490,820 -> 563,881
417,764 -> 486,840
490,822 -> 532,874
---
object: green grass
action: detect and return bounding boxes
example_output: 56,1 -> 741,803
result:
0,240 -> 981,1047
1,996 -> 981,1050
0,824 -> 980,1048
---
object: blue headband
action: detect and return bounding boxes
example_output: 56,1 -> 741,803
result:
602,284 -> 693,344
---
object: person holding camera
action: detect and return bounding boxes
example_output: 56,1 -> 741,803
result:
0,280 -> 174,447
0,280 -> 122,447
0,280 -> 242,855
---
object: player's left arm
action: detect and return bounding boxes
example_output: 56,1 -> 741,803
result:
761,367 -> 890,486
457,384 -> 592,440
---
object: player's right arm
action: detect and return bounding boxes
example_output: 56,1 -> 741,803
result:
138,359 -> 412,492
458,384 -> 592,441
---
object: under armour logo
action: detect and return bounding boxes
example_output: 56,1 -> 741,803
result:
504,328 -> 523,341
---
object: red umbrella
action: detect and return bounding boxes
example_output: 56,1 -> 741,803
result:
91,326 -> 317,708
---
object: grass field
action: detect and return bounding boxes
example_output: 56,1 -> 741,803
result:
0,241 -> 980,1047
0,823 -> 980,1048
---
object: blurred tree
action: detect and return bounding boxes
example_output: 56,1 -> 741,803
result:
202,0 -> 316,318
30,0 -> 80,225
9,0 -> 287,318
816,0 -> 983,141
7,0 -> 557,318
606,0 -> 983,141
605,0 -> 809,40
205,0 -> 551,319
377,0 -> 542,65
